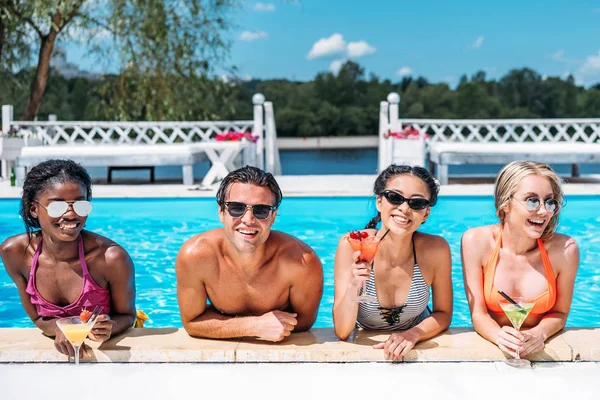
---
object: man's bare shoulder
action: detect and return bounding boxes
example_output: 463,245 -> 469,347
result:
270,231 -> 322,273
176,229 -> 224,273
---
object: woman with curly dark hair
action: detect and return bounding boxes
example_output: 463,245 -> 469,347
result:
0,159 -> 137,358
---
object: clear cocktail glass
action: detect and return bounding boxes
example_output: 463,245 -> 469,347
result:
498,297 -> 535,367
347,232 -> 383,303
55,316 -> 94,366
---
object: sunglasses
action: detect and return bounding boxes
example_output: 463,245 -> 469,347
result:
516,197 -> 559,213
224,202 -> 276,220
381,190 -> 431,210
35,200 -> 93,218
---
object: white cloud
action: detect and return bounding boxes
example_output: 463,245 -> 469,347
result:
397,67 -> 413,76
330,59 -> 345,74
241,75 -> 253,82
307,33 -> 346,60
347,41 -> 376,58
253,3 -> 275,12
239,31 -> 268,41
551,49 -> 565,61
473,36 -> 484,49
307,34 -> 376,60
579,50 -> 600,78
444,76 -> 456,83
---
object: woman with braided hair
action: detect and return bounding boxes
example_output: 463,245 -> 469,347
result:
333,164 -> 453,360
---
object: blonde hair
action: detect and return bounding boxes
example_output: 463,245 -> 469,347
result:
494,161 -> 564,241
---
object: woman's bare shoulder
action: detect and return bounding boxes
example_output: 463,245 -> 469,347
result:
0,233 -> 34,274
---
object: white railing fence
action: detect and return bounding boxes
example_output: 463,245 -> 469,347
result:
378,92 -> 600,173
1,93 -> 282,180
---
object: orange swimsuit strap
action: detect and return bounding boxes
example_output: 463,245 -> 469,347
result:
483,228 -> 556,315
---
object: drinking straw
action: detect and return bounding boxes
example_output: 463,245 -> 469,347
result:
88,306 -> 104,324
497,290 -> 524,310
379,229 -> 391,241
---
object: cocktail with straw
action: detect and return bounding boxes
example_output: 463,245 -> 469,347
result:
55,306 -> 103,365
497,291 -> 535,367
347,229 -> 389,303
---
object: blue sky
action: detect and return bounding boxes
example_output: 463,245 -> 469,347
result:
66,0 -> 600,86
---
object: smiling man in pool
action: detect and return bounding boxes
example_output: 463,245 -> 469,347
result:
176,166 -> 323,342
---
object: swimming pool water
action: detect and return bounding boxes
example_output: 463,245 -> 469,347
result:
1,196 -> 599,328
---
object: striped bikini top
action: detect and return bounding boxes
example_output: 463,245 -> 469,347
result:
25,235 -> 111,319
357,240 -> 431,330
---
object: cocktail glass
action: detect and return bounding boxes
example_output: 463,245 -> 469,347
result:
498,297 -> 535,367
347,233 -> 383,303
55,316 -> 94,365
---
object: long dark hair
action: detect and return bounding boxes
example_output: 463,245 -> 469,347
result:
21,159 -> 92,239
216,165 -> 283,209
365,164 -> 439,229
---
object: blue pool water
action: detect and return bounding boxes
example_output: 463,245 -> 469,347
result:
1,196 -> 599,328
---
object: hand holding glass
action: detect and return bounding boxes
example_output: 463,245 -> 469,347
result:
55,316 -> 94,365
498,297 -> 535,367
347,232 -> 383,303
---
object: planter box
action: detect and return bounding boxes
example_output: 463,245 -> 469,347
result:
391,138 -> 426,167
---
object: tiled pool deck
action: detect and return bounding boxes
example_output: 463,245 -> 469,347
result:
1,328 -> 598,363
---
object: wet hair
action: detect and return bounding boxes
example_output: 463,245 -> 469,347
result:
365,164 -> 440,229
495,161 -> 563,241
215,165 -> 283,210
20,159 -> 92,239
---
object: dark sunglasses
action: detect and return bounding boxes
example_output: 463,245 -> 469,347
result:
35,200 -> 93,218
381,190 -> 431,210
516,197 -> 559,213
224,202 -> 276,220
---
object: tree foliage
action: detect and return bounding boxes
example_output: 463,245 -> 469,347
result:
1,60 -> 599,137
0,0 -> 239,120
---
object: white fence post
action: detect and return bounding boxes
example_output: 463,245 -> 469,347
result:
48,114 -> 57,141
378,100 -> 390,173
252,93 -> 265,170
264,101 -> 282,175
378,93 -> 401,172
385,93 -> 427,168
1,105 -> 14,179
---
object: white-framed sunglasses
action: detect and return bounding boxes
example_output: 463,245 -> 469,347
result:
35,200 -> 93,218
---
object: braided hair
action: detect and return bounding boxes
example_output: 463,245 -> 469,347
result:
20,159 -> 92,240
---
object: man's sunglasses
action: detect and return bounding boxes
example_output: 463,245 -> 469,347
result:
35,200 -> 93,218
516,197 -> 559,213
381,190 -> 431,210
224,202 -> 276,220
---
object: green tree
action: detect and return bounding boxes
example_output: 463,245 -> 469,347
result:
1,0 -> 239,120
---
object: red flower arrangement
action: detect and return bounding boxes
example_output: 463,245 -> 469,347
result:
384,126 -> 429,140
215,131 -> 259,143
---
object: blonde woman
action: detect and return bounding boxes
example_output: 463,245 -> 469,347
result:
462,161 -> 579,359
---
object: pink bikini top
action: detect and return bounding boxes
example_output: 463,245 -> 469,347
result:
25,235 -> 111,319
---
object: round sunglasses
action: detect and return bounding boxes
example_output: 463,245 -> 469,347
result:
224,202 -> 276,220
515,197 -> 559,213
381,190 -> 431,210
35,200 -> 93,218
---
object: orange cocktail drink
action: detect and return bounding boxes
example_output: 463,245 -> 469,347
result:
347,231 -> 383,303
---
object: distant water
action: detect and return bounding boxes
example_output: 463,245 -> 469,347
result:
82,149 -> 600,182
